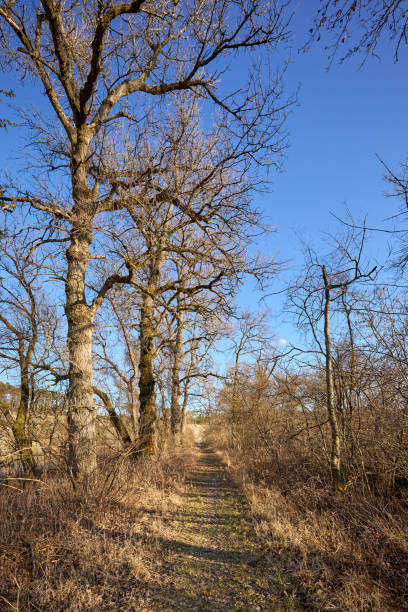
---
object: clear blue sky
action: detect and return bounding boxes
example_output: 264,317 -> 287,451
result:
239,1 -> 408,345
0,1 -> 407,352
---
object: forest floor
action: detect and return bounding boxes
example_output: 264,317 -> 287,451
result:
135,442 -> 296,611
1,436 -> 302,612
9,434 -> 404,610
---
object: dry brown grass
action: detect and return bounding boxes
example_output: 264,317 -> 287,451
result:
0,431 -> 197,611
207,426 -> 408,612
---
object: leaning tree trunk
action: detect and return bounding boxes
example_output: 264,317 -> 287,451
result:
65,211 -> 97,479
322,266 -> 342,492
170,308 -> 184,437
93,386 -> 133,451
138,289 -> 157,455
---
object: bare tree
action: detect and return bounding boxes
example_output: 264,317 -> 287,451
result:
94,286 -> 141,445
167,283 -> 225,439
226,309 -> 272,448
178,320 -> 222,439
310,0 -> 408,62
89,89 -> 281,453
288,225 -> 376,490
0,219 -> 56,473
169,296 -> 184,437
0,0 -> 292,477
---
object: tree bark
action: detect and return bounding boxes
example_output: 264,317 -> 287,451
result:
11,361 -> 36,474
138,289 -> 157,454
128,381 -> 139,438
180,382 -> 189,443
136,211 -> 170,454
231,352 -> 240,449
322,266 -> 342,492
158,380 -> 169,429
170,308 -> 184,437
65,209 -> 97,478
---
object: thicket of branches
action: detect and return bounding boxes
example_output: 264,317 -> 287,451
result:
0,0 -> 292,480
210,221 -> 407,495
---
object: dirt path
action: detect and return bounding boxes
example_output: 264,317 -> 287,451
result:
141,443 -> 289,611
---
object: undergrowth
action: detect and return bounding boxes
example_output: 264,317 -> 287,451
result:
0,432 -> 197,611
206,428 -> 408,612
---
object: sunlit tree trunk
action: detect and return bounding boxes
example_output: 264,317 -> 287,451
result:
231,352 -> 240,449
171,307 -> 184,437
0,0 -> 292,479
65,147 -> 97,477
12,357 -> 36,474
157,379 -> 169,429
322,266 -> 342,492
128,380 -> 139,438
180,382 -> 189,443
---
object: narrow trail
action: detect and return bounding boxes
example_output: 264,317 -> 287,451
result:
144,443 -> 286,611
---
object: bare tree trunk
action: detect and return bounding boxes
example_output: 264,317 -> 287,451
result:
180,382 -> 189,443
137,207 -> 172,453
65,211 -> 96,478
231,353 -> 240,449
170,308 -> 184,437
322,266 -> 342,491
128,381 -> 139,438
12,361 -> 36,474
0,0 -> 293,477
138,289 -> 157,454
157,380 -> 169,429
107,297 -> 139,438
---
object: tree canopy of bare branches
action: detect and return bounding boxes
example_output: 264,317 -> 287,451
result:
0,0 -> 293,477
